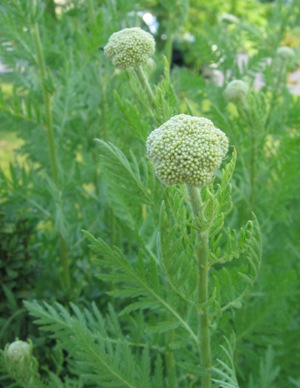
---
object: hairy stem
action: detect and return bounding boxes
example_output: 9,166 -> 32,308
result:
31,22 -> 71,293
186,185 -> 212,388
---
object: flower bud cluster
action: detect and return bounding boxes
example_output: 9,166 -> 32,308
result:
104,27 -> 155,70
6,340 -> 31,363
146,114 -> 229,187
276,46 -> 295,62
224,80 -> 249,103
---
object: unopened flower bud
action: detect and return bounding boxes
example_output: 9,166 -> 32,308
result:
6,340 -> 31,363
224,80 -> 249,103
218,13 -> 239,25
146,114 -> 229,187
104,27 -> 155,70
276,46 -> 295,61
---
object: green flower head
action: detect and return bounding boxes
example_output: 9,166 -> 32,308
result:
276,46 -> 295,61
224,80 -> 249,103
146,114 -> 229,187
5,340 -> 31,363
104,27 -> 155,70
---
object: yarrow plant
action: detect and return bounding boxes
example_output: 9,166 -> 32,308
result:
17,24 -> 261,388
147,113 -> 230,387
3,4 -> 282,386
146,114 -> 229,186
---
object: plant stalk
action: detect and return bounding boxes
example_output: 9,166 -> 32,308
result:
31,22 -> 59,184
87,0 -> 96,25
133,65 -> 156,106
237,101 -> 258,215
165,327 -> 176,388
165,20 -> 173,67
31,22 -> 71,293
186,185 -> 212,388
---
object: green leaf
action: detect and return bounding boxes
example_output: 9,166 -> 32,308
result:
96,139 -> 155,229
212,335 -> 239,388
83,230 -> 198,344
24,300 -> 142,388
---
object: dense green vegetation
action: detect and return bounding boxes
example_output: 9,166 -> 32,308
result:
0,0 -> 300,386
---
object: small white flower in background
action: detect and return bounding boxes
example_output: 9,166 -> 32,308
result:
146,114 -> 229,187
104,27 -> 155,70
6,340 -> 31,363
224,80 -> 249,103
276,46 -> 295,62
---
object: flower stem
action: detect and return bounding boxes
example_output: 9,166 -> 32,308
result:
133,65 -> 156,106
87,0 -> 96,25
186,185 -> 212,388
31,22 -> 59,184
165,20 -> 173,67
31,22 -> 71,293
165,327 -> 176,388
237,100 -> 259,215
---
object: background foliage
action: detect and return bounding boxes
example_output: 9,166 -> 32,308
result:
0,0 -> 299,386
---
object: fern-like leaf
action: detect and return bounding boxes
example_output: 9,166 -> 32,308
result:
212,335 -> 239,388
24,300 -> 153,388
83,230 -> 198,344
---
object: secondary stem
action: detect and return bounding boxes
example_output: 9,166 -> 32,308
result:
186,185 -> 212,388
31,22 -> 71,293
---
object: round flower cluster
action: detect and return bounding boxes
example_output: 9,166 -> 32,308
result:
224,80 -> 249,103
6,340 -> 31,363
276,46 -> 295,61
104,27 -> 155,70
146,114 -> 229,187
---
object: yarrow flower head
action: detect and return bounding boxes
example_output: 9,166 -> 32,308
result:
224,80 -> 249,103
6,340 -> 31,363
276,46 -> 295,62
146,114 -> 229,187
104,27 -> 155,70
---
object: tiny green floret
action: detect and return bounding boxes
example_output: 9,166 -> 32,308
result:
224,80 -> 249,103
104,27 -> 155,70
146,114 -> 229,187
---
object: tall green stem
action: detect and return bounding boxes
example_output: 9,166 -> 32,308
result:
87,0 -> 96,25
265,61 -> 285,129
237,101 -> 258,215
165,326 -> 176,388
165,20 -> 173,67
186,185 -> 212,388
133,65 -> 156,105
31,22 -> 59,184
31,22 -> 71,293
